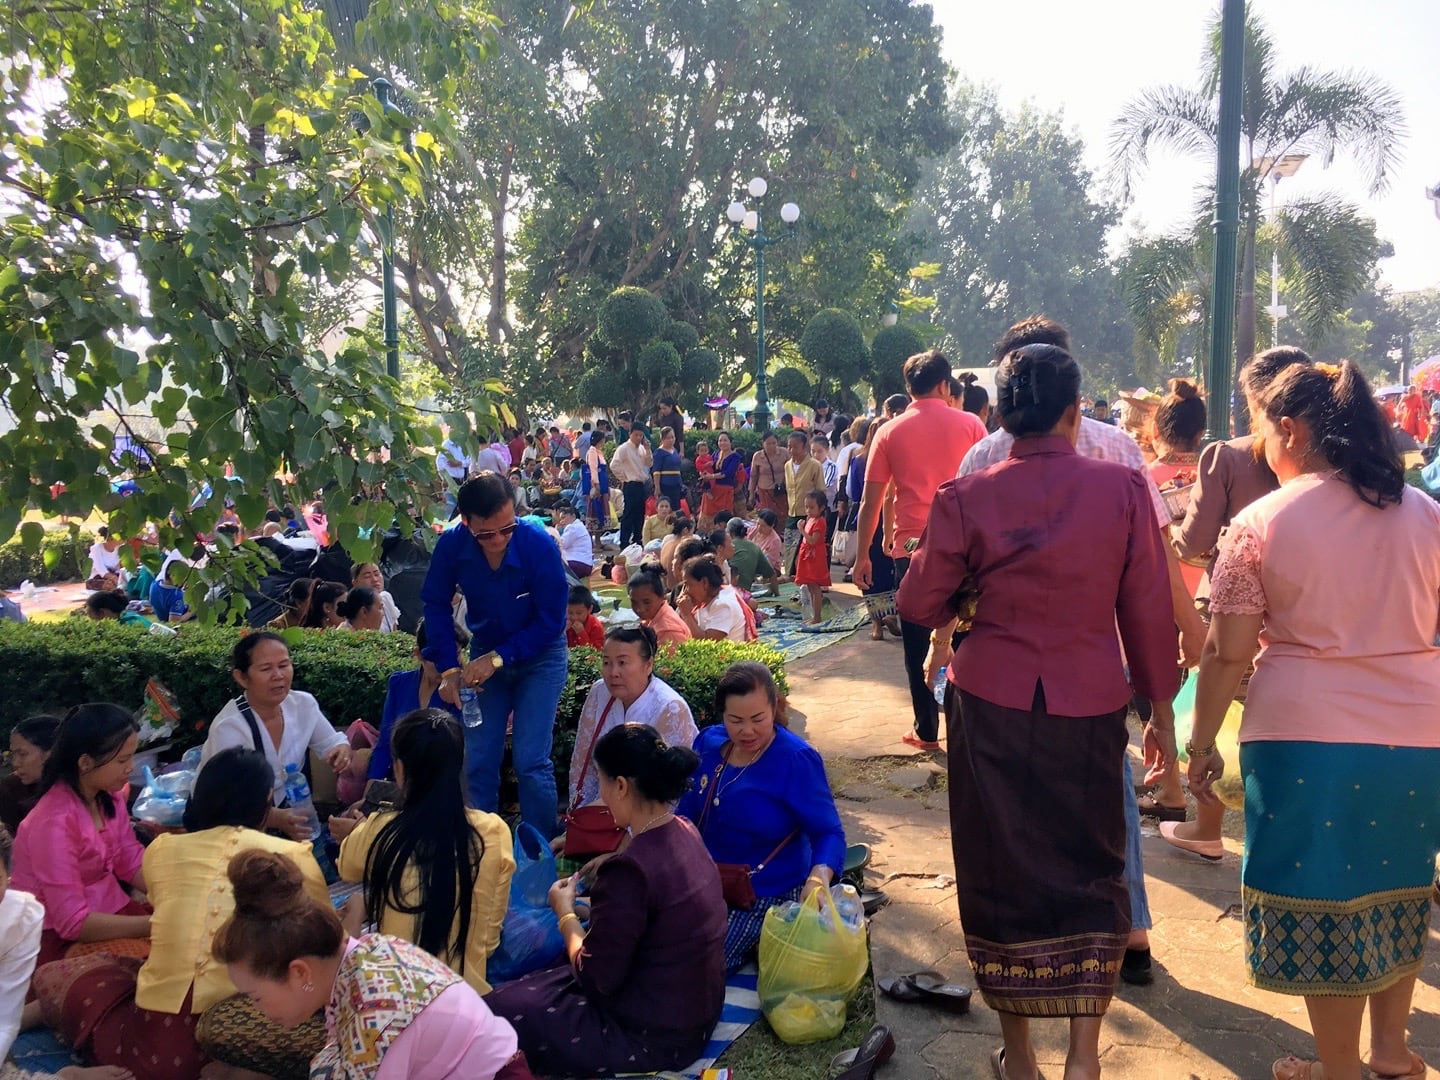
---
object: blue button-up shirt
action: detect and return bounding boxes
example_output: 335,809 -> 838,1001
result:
420,517 -> 568,673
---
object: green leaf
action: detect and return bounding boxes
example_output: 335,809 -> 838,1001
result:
19,522 -> 44,554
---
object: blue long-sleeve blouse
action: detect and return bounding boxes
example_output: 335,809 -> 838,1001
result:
677,724 -> 845,899
367,668 -> 460,781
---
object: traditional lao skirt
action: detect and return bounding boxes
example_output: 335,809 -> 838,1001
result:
948,688 -> 1129,1017
1240,741 -> 1440,996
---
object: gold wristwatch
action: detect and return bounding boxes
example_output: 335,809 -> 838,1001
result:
488,651 -> 505,669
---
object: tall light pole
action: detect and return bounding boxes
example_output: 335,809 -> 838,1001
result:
373,78 -> 401,381
726,177 -> 799,433
1257,153 -> 1307,346
1203,0 -> 1244,442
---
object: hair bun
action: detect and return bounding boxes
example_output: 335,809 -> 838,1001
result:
958,371 -> 977,386
1167,378 -> 1200,401
228,849 -> 308,920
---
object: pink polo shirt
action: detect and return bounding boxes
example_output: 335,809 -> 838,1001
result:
11,782 -> 146,940
865,398 -> 987,559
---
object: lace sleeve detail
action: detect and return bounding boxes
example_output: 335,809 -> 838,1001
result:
1209,525 -> 1266,616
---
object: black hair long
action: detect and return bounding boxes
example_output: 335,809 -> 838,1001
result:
184,747 -> 273,832
362,708 -> 484,974
42,703 -> 138,819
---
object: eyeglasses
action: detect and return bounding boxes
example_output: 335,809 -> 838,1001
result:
469,521 -> 519,542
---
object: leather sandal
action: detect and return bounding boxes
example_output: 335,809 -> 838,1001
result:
878,971 -> 972,1014
1136,793 -> 1187,822
1272,1056 -> 1321,1080
829,1023 -> 894,1080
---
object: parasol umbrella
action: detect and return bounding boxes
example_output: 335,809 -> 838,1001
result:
1412,355 -> 1440,393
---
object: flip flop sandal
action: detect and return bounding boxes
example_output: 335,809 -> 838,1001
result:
1365,1051 -> 1428,1078
828,1023 -> 895,1080
991,1047 -> 1007,1080
878,971 -> 972,1014
1136,793 -> 1187,822
1272,1056 -> 1321,1080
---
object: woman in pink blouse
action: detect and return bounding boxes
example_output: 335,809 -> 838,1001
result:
898,344 -> 1179,1080
11,704 -> 150,971
1186,361 -> 1440,1080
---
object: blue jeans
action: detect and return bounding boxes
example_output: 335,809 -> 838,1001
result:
463,637 -> 568,837
1122,754 -> 1152,931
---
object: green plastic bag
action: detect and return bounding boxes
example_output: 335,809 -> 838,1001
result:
1172,667 -> 1246,810
757,887 -> 869,1045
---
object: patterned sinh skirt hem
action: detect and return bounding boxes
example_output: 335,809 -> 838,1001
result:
1244,884 -> 1431,997
863,589 -> 896,621
1239,740 -> 1440,998
965,932 -> 1128,1017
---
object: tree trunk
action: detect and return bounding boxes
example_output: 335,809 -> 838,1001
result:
1232,203 -> 1259,436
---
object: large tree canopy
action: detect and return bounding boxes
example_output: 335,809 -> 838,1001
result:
0,0 -> 494,610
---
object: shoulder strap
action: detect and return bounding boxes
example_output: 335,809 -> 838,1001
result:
570,696 -> 619,812
235,694 -> 265,752
752,829 -> 801,875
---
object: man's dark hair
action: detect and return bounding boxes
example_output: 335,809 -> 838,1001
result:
903,349 -> 953,397
582,421 -> 592,432
992,316 -> 1071,363
456,473 -> 514,520
788,429 -> 808,444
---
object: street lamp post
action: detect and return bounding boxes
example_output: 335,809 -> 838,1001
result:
373,78 -> 401,381
1257,153 -> 1307,346
726,177 -> 799,433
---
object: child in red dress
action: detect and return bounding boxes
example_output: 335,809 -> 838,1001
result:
793,489 -> 830,625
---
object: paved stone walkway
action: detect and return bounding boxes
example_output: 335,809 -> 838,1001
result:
789,589 -> 1440,1079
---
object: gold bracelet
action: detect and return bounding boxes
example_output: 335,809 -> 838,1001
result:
558,912 -> 583,933
439,667 -> 462,680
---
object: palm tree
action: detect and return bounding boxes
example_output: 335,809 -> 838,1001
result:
1110,6 -> 1404,431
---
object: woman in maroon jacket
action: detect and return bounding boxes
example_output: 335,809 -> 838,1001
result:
898,343 -> 1179,1080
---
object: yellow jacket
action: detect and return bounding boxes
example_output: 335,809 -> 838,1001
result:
136,827 -> 329,1014
338,808 -> 515,993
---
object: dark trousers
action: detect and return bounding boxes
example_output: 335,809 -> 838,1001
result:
619,480 -> 647,547
894,556 -> 940,742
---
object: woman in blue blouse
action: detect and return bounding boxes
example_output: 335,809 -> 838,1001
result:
366,621 -> 468,781
652,426 -> 686,510
676,661 -> 846,972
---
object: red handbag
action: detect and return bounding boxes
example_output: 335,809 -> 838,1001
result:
563,699 -> 627,859
696,748 -> 798,910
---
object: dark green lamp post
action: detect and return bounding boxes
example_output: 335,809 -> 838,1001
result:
726,177 -> 799,433
373,78 -> 401,381
1204,0 -> 1244,440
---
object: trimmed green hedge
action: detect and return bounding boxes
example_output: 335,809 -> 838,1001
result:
0,529 -> 97,588
0,622 -> 788,775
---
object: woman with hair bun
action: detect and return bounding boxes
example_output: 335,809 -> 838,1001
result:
213,848 -> 532,1080
897,344 -> 1179,1079
555,626 -> 697,865
335,586 -> 383,632
676,662 -> 846,973
1183,360 -> 1440,1080
487,723 -> 726,1077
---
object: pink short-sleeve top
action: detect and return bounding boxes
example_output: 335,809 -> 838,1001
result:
1210,472 -> 1440,746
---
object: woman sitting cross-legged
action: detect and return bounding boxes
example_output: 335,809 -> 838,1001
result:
676,661 -> 846,973
486,724 -> 726,1077
212,848 -> 534,1080
554,625 -> 697,868
11,704 -> 152,972
330,708 -> 514,995
31,748 -> 331,1080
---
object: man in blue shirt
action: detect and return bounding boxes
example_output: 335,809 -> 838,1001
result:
422,473 -> 569,835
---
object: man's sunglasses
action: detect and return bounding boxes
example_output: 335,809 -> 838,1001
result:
469,521 -> 519,542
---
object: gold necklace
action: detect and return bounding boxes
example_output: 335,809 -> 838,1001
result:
631,810 -> 673,836
711,737 -> 774,807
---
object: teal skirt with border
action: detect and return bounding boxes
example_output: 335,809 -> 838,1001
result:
1241,741 -> 1440,996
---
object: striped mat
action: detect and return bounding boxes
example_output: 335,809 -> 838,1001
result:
611,964 -> 761,1080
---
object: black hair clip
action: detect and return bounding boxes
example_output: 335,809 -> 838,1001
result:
1011,369 -> 1042,405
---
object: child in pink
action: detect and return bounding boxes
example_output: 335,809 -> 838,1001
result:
793,490 -> 829,624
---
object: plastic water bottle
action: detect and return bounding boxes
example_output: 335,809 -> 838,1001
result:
459,687 -> 483,728
282,763 -> 322,841
933,665 -> 948,704
831,884 -> 864,931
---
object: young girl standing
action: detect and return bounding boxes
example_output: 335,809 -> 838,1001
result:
793,490 -> 830,625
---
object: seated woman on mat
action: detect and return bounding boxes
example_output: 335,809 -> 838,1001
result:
486,724 -> 726,1077
331,708 -> 514,995
625,567 -> 691,649
676,661 -> 846,973
212,849 -> 532,1080
553,626 -> 697,870
367,620 -> 467,781
676,555 -> 753,643
11,704 -> 151,972
31,748 -> 331,1080
2,714 -> 59,836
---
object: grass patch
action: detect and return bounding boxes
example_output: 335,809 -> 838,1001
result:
716,977 -> 875,1079
826,753 -> 947,811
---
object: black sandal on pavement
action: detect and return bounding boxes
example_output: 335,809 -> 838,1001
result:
1119,947 -> 1154,985
829,1023 -> 895,1080
877,971 -> 972,1013
1136,793 -> 1187,822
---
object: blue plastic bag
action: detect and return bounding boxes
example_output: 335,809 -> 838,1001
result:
487,823 -> 566,984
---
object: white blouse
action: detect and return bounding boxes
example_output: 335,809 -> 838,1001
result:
567,676 -> 697,809
0,888 -> 43,1060
199,690 -> 347,805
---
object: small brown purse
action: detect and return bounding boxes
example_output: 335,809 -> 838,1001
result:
697,748 -> 798,910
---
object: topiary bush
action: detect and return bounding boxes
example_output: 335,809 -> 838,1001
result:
0,622 -> 789,780
0,528 -> 97,587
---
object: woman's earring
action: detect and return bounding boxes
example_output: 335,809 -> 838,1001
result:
301,982 -> 314,993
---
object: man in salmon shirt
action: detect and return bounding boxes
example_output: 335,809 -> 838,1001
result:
853,349 -> 988,750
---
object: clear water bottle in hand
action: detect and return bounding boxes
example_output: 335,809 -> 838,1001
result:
933,665 -> 948,705
459,687 -> 483,728
282,763 -> 322,842
831,883 -> 864,931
